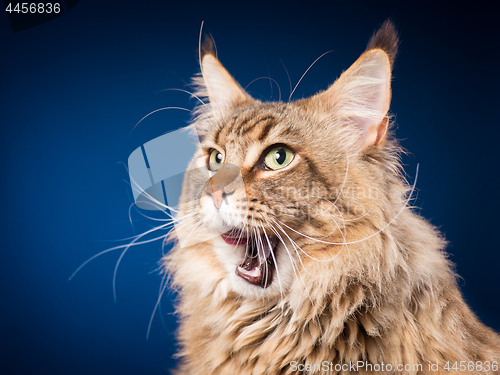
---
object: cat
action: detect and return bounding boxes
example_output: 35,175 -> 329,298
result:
163,21 -> 500,374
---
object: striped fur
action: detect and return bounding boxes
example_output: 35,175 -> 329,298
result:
164,21 -> 500,374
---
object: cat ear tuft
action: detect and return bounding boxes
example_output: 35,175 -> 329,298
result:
366,20 -> 399,66
318,22 -> 398,150
200,34 -> 216,60
195,36 -> 252,109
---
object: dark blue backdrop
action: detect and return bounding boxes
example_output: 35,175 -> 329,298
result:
1,1 -> 498,374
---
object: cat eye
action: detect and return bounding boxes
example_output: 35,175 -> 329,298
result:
208,149 -> 224,171
264,146 -> 294,170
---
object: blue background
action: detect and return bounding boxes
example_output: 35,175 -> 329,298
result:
1,1 -> 498,374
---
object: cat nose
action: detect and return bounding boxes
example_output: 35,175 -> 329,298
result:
210,185 -> 225,209
208,177 -> 233,209
204,163 -> 240,209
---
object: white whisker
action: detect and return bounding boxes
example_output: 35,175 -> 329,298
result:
146,271 -> 169,339
129,107 -> 191,135
244,77 -> 282,102
69,222 -> 172,281
275,164 -> 419,250
288,50 -> 333,101
279,58 -> 293,99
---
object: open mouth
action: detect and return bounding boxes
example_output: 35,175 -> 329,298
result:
221,231 -> 279,288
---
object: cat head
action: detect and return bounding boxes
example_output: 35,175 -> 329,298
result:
175,21 -> 402,300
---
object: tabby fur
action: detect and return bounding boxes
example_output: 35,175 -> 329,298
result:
164,21 -> 500,374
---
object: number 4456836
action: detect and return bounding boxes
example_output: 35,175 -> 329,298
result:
443,361 -> 498,372
5,3 -> 61,14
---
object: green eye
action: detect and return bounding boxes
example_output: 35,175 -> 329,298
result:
208,149 -> 224,171
264,147 -> 294,170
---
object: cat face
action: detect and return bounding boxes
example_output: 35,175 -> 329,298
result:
176,24 -> 397,299
197,104 -> 332,298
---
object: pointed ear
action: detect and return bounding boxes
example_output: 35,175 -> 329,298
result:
318,21 -> 398,150
195,37 -> 253,109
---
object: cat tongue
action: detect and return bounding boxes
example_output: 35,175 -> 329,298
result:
236,235 -> 277,288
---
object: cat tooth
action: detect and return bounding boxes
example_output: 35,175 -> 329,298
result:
236,265 -> 262,283
243,266 -> 261,278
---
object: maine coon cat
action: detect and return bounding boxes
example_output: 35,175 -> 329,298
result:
164,21 -> 500,374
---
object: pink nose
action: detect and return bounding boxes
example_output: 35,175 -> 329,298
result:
209,177 -> 225,209
211,188 -> 224,209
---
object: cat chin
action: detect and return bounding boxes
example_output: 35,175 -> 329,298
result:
211,236 -> 296,299
229,273 -> 283,299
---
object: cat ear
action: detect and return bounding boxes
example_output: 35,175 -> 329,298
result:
195,36 -> 253,109
319,21 -> 398,150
